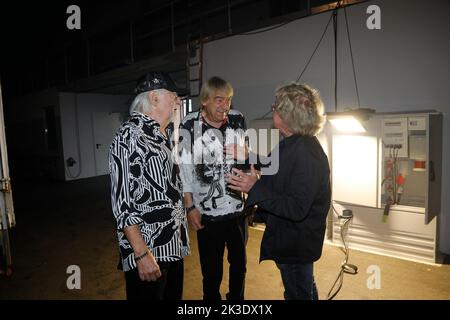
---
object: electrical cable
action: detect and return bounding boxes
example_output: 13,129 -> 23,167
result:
393,146 -> 400,203
296,0 -> 362,112
343,6 -> 361,108
333,8 -> 338,112
332,0 -> 343,112
254,1 -> 362,120
238,19 -> 296,36
327,203 -> 358,300
296,13 -> 333,82
254,10 -> 334,120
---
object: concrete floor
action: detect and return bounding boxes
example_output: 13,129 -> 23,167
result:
1,175 -> 449,300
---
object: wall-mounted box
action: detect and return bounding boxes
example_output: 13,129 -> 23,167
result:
324,110 -> 443,264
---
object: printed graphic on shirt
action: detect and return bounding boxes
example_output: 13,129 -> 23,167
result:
179,110 -> 248,218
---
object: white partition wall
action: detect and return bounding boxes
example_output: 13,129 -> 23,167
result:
59,92 -> 132,180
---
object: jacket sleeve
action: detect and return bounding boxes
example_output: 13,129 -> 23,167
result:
178,122 -> 195,193
109,130 -> 144,230
246,151 -> 322,223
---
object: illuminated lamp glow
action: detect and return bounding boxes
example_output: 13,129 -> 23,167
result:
329,116 -> 366,133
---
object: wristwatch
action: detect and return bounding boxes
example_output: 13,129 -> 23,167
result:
186,205 -> 196,214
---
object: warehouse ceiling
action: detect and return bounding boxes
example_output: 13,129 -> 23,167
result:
0,0 -> 367,98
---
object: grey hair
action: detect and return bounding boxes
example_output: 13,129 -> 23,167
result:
129,92 -> 152,116
200,76 -> 233,106
274,82 -> 326,136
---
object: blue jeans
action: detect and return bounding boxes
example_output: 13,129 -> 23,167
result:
276,262 -> 318,300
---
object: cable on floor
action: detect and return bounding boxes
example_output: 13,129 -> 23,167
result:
327,204 -> 358,300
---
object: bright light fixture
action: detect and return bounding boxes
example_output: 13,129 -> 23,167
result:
329,116 -> 366,133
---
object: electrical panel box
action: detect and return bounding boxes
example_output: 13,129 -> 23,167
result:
381,117 -> 408,158
325,110 -> 443,264
330,111 -> 442,223
379,113 -> 442,224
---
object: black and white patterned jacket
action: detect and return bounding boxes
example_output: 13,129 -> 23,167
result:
109,112 -> 190,272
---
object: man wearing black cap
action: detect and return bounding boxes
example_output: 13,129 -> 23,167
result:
109,71 -> 190,300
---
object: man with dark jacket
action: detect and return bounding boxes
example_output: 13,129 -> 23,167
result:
226,82 -> 331,300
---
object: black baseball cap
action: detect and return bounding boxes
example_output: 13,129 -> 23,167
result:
134,71 -> 188,96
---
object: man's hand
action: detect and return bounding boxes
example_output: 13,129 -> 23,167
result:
136,251 -> 162,282
187,208 -> 204,231
226,164 -> 259,193
224,143 -> 249,161
124,225 -> 162,282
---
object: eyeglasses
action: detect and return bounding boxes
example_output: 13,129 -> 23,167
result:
271,103 -> 278,113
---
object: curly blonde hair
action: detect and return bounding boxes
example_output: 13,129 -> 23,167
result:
273,83 -> 326,136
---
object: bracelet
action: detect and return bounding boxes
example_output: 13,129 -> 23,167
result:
186,205 -> 196,214
135,249 -> 149,262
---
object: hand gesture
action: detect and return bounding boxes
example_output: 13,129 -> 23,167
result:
225,164 -> 259,193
